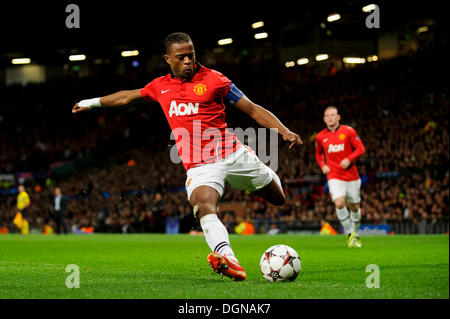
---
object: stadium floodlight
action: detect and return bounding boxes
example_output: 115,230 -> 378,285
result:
218,38 -> 233,45
252,21 -> 264,29
315,54 -> 329,61
343,57 -> 366,64
254,32 -> 268,39
297,58 -> 309,65
416,26 -> 429,34
121,50 -> 139,57
362,4 -> 377,12
69,54 -> 86,61
11,58 -> 31,65
327,13 -> 341,22
285,61 -> 295,68
367,55 -> 378,62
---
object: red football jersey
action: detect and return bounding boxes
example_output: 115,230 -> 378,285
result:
140,64 -> 242,171
315,125 -> 365,181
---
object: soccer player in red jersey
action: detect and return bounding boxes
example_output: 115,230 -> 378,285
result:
315,106 -> 365,247
72,32 -> 302,280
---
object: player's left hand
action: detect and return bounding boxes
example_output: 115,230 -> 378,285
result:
72,102 -> 90,114
340,158 -> 351,169
283,131 -> 303,149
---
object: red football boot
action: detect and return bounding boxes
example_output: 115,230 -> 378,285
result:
207,252 -> 246,281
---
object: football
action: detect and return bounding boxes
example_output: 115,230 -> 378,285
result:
260,244 -> 302,282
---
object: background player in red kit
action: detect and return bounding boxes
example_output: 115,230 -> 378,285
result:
72,32 -> 302,281
315,106 -> 365,247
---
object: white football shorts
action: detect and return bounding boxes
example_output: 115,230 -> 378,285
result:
327,178 -> 361,203
185,145 -> 275,201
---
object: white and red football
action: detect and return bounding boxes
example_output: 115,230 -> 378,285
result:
260,244 -> 302,282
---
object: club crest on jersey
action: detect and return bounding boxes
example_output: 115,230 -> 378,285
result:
338,133 -> 346,140
193,83 -> 207,95
169,101 -> 199,117
328,143 -> 344,153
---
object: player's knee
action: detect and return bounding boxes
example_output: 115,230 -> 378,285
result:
267,173 -> 285,206
271,192 -> 286,206
257,184 -> 285,206
196,204 -> 217,219
192,196 -> 217,219
190,186 -> 221,219
334,198 -> 346,209
348,203 -> 360,212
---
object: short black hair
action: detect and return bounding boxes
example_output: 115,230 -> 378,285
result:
164,32 -> 193,54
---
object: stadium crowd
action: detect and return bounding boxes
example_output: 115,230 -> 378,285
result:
0,43 -> 448,235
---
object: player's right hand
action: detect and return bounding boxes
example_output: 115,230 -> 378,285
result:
321,165 -> 330,175
72,102 -> 90,114
282,130 -> 303,149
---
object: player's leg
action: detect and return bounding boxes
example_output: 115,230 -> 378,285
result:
347,202 -> 361,235
252,169 -> 286,206
346,179 -> 362,247
186,166 -> 246,281
328,179 -> 354,245
333,196 -> 354,235
190,185 -> 233,260
226,145 -> 285,206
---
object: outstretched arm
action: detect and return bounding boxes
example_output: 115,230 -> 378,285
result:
72,89 -> 145,113
234,96 -> 303,149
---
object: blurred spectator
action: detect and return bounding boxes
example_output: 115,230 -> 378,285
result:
52,187 -> 67,234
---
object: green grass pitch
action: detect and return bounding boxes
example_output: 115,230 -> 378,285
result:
0,234 -> 448,299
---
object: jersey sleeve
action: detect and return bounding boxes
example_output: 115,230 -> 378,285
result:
346,127 -> 365,162
211,70 -> 232,99
315,134 -> 326,168
140,80 -> 159,102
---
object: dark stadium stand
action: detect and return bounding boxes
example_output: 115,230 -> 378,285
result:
0,34 -> 448,235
